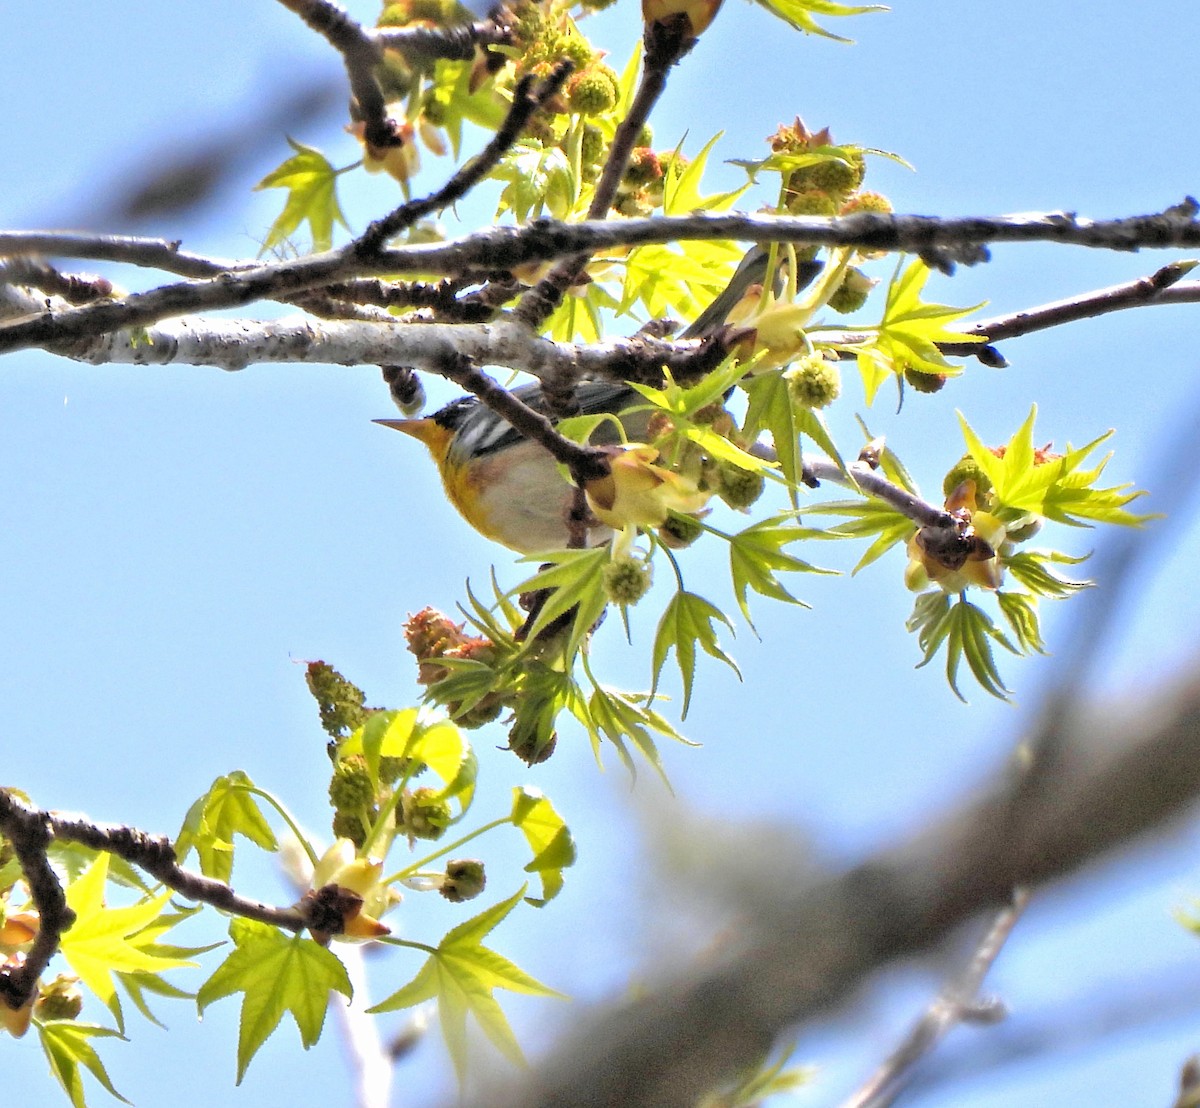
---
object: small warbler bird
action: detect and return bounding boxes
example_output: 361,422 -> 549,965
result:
379,248 -> 821,553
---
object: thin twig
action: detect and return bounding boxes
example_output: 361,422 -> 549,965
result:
515,19 -> 698,331
841,888 -> 1032,1108
429,354 -> 611,484
276,0 -> 395,151
943,263 -> 1200,355
356,63 -> 574,253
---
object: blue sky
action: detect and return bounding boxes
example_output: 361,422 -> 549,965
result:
4,2 -> 1200,1106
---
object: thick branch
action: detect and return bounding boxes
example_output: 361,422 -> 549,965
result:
46,811 -> 307,931
475,662 -> 1200,1108
0,791 -> 75,1010
4,203 -> 1200,359
7,297 -> 729,384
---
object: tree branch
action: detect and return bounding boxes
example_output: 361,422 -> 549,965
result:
4,203 -> 1199,358
0,785 -> 314,1011
515,18 -> 698,330
356,64 -> 574,253
841,888 -> 1031,1108
276,0 -> 396,152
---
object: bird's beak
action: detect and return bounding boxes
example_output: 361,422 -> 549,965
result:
373,417 -> 447,452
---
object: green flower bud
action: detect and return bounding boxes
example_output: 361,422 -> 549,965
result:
34,975 -> 83,1022
507,722 -> 557,765
827,267 -> 874,314
806,152 -> 866,197
904,367 -> 947,394
784,188 -> 839,218
602,557 -> 653,606
329,756 -> 375,811
402,787 -> 452,840
566,65 -> 619,116
440,859 -> 487,903
452,697 -> 505,730
658,512 -> 705,549
623,147 -> 663,188
785,353 -> 841,410
378,756 -> 417,786
331,809 -> 369,849
841,190 -> 893,215
580,124 -> 605,169
942,456 -> 994,501
717,464 -> 766,510
559,35 -> 595,69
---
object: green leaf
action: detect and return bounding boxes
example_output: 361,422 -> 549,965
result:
59,855 -> 195,1011
804,498 -> 914,572
196,918 -> 352,1084
996,591 -> 1046,654
747,0 -> 887,41
255,139 -> 348,254
912,595 -> 1013,702
175,771 -> 277,882
507,663 -> 587,766
854,258 -> 984,403
1004,549 -> 1093,597
342,709 -> 475,812
510,787 -> 577,906
584,683 -> 691,779
37,1022 -> 130,1108
426,58 -> 508,159
727,517 -> 835,629
493,140 -> 575,223
370,888 -> 564,1082
742,371 -> 805,501
652,591 -> 740,717
511,546 -> 611,652
959,407 -> 1154,526
662,133 -> 750,216
116,966 -> 196,1029
621,239 -> 745,324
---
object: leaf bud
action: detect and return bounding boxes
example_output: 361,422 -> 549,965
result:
942,456 -> 994,501
658,512 -> 705,549
826,267 -> 874,314
34,975 -> 83,1022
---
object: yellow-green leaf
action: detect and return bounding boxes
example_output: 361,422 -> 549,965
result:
60,856 -> 194,1009
510,787 -> 577,906
652,591 -> 740,717
175,771 -> 277,883
370,888 -> 564,1082
196,918 -> 351,1084
255,138 -> 348,254
37,1022 -> 130,1108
